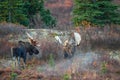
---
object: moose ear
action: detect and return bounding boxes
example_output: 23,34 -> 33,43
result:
74,32 -> 81,46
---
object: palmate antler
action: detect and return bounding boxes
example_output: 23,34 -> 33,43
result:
55,32 -> 81,58
74,32 -> 81,46
55,32 -> 81,46
55,36 -> 63,44
26,32 -> 40,46
26,32 -> 34,40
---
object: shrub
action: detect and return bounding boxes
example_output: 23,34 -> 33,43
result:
101,62 -> 108,74
0,38 -> 13,58
0,22 -> 25,36
0,23 -> 25,58
48,54 -> 55,67
40,39 -> 63,61
63,73 -> 71,80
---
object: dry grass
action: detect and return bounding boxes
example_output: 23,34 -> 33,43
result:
0,38 -> 13,58
0,23 -> 120,80
0,23 -> 26,58
79,26 -> 120,50
0,50 -> 120,80
40,39 -> 63,60
0,22 -> 25,36
0,68 -> 44,80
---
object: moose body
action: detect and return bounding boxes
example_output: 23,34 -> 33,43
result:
12,46 -> 26,65
55,32 -> 81,58
63,38 -> 76,58
12,41 -> 39,67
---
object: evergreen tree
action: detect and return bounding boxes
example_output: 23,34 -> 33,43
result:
39,2 -> 56,28
0,0 -> 29,26
0,0 -> 56,28
72,0 -> 120,27
23,0 -> 56,28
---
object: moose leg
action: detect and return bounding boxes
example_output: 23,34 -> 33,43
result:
12,48 -> 19,68
22,59 -> 26,69
17,57 -> 21,68
22,52 -> 27,69
23,58 -> 26,69
12,57 -> 17,68
71,46 -> 76,56
63,49 -> 69,58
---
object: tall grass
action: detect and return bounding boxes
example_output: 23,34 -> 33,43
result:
0,23 -> 25,58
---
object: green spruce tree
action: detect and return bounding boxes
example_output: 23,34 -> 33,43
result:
72,0 -> 120,27
0,0 -> 56,28
23,0 -> 56,28
0,0 -> 29,26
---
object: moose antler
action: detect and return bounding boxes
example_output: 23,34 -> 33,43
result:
74,32 -> 81,46
55,36 -> 63,44
26,32 -> 40,46
55,32 -> 81,46
26,32 -> 34,40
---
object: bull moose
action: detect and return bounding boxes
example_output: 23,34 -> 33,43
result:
11,33 -> 39,68
55,31 -> 81,58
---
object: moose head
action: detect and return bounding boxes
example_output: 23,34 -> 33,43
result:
55,32 -> 81,58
